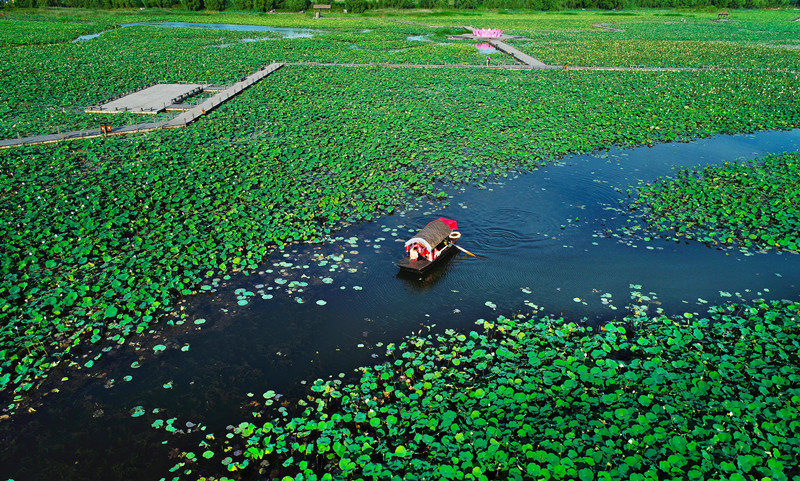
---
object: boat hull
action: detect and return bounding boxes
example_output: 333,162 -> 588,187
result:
396,243 -> 457,273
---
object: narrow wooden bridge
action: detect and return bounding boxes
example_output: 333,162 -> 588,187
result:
487,40 -> 550,68
165,63 -> 283,128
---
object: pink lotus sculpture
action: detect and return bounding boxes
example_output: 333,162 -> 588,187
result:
472,28 -> 503,38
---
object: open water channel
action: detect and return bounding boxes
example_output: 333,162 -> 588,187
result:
2,129 -> 800,480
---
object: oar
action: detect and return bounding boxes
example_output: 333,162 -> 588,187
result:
454,244 -> 484,259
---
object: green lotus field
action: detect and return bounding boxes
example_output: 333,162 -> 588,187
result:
1,7 -> 799,480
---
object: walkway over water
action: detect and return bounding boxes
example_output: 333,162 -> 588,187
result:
0,60 -> 736,150
284,62 -> 701,72
86,83 -> 206,114
165,63 -> 282,127
0,63 -> 283,149
592,23 -> 625,32
488,39 -> 549,68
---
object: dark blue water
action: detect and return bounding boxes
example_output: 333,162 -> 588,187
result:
2,129 -> 799,480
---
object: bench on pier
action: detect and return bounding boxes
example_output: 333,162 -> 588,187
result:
313,4 -> 330,18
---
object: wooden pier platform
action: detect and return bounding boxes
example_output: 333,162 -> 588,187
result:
86,83 -> 206,114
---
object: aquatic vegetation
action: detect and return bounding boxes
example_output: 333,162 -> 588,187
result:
185,300 -> 800,480
2,10 -> 799,138
0,19 -> 483,138
2,63 -> 799,404
1,8 -> 800,416
630,152 -> 800,252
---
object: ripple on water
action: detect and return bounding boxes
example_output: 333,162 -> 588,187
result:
469,207 -> 559,250
472,226 -> 530,249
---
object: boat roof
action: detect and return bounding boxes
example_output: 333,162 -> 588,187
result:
404,219 -> 454,252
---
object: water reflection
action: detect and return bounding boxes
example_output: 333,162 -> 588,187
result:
395,247 -> 461,289
474,42 -> 498,54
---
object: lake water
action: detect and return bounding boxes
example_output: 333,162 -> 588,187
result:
2,129 -> 799,480
73,22 -> 320,42
474,42 -> 499,54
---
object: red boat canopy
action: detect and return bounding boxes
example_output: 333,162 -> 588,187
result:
436,218 -> 458,230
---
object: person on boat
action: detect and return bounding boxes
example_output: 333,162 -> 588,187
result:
407,243 -> 428,261
416,244 -> 431,262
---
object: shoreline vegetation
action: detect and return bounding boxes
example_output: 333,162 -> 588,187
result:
0,8 -> 799,480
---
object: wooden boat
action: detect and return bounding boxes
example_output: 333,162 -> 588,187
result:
396,218 -> 461,273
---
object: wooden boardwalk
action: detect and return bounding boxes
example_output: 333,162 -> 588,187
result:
86,83 -> 206,114
592,23 -> 625,32
0,60 -> 728,151
0,63 -> 283,149
165,63 -> 283,128
0,122 -> 165,149
285,61 -> 701,72
488,40 -> 550,68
